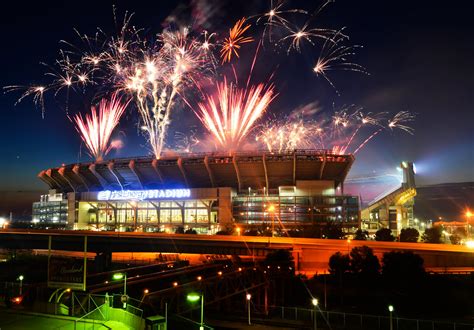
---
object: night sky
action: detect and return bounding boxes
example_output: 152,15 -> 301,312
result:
0,0 -> 472,200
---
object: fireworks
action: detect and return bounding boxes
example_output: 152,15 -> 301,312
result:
4,3 -> 415,158
72,93 -> 130,162
195,77 -> 275,150
221,18 -> 254,63
313,30 -> 368,94
256,119 -> 316,153
256,107 -> 415,155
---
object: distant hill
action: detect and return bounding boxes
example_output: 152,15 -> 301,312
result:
0,191 -> 42,220
414,182 -> 474,222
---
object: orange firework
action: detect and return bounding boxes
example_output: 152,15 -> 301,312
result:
221,18 -> 254,63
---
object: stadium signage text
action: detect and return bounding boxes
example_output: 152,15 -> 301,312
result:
98,189 -> 191,201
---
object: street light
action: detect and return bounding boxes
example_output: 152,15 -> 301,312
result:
113,273 -> 127,308
246,293 -> 252,325
18,275 -> 24,295
312,298 -> 318,330
388,305 -> 394,330
187,293 -> 204,330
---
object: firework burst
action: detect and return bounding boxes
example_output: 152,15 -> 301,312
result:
313,30 -> 368,94
221,18 -> 254,63
195,77 -> 276,150
72,93 -> 130,161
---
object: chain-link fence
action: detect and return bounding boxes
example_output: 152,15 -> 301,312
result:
260,305 -> 474,330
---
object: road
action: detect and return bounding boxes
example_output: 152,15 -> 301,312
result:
0,229 -> 473,273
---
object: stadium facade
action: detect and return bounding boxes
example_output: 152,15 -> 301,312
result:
33,150 -> 360,233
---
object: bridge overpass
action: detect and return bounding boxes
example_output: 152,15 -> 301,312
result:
0,229 -> 473,273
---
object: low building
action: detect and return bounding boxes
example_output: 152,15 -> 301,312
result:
32,190 -> 68,226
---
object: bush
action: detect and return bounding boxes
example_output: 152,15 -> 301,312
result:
422,227 -> 442,243
323,222 -> 345,239
175,226 -> 185,234
185,228 -> 197,234
375,228 -> 395,241
400,228 -> 419,242
450,233 -> 462,245
354,229 -> 369,241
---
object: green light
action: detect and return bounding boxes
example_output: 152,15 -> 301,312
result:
113,273 -> 125,280
388,305 -> 394,312
187,293 -> 201,303
18,275 -> 24,281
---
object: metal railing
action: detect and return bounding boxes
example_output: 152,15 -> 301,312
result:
258,305 -> 474,330
69,148 -> 348,167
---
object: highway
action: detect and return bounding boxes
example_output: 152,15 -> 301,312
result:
0,229 -> 473,273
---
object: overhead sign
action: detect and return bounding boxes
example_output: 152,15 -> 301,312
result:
98,189 -> 191,201
48,256 -> 86,291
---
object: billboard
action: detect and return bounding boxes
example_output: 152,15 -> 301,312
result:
47,236 -> 87,291
48,256 -> 86,291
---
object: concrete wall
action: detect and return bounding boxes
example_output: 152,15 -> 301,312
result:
295,180 -> 335,196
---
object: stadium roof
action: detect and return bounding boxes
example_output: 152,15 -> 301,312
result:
38,149 -> 354,193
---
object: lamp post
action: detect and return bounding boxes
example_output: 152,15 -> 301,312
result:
388,305 -> 394,330
18,275 -> 24,295
246,293 -> 252,325
466,210 -> 472,236
312,298 -> 318,330
187,293 -> 204,330
113,273 -> 127,308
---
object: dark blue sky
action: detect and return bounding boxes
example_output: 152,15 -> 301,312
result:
0,0 -> 473,193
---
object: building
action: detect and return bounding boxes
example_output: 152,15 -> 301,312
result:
34,150 -> 359,233
361,162 -> 417,234
32,190 -> 69,226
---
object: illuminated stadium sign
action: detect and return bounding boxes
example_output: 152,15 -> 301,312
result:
98,189 -> 191,201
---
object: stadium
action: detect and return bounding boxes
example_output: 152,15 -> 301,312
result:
33,149 -> 361,233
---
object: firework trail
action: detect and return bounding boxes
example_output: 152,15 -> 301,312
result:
352,111 -> 415,154
249,0 -> 308,42
72,93 -> 130,161
221,18 -> 254,63
194,77 -> 275,151
3,85 -> 47,117
313,30 -> 368,94
174,130 -> 200,153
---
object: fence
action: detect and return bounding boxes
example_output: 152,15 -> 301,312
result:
260,305 -> 474,330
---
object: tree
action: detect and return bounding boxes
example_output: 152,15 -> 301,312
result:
375,228 -> 395,241
328,252 -> 351,276
350,246 -> 380,276
382,251 -> 425,282
323,222 -> 345,239
263,249 -> 294,275
400,227 -> 419,242
354,229 -> 369,241
422,227 -> 442,243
